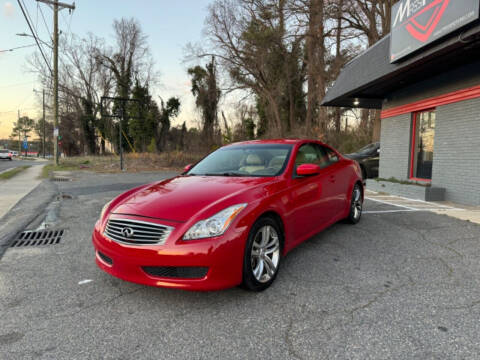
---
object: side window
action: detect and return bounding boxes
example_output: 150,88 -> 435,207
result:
318,146 -> 339,168
294,144 -> 319,169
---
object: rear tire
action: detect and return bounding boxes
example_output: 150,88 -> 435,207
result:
242,216 -> 282,291
346,183 -> 363,224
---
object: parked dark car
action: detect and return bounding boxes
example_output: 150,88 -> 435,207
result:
345,142 -> 379,179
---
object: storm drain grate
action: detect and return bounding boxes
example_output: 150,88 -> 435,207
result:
51,177 -> 71,182
11,229 -> 65,248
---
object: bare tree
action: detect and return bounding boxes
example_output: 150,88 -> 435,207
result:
340,0 -> 399,141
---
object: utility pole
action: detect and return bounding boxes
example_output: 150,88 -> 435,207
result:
18,110 -> 21,154
36,0 -> 75,165
43,89 -> 46,158
53,1 -> 59,164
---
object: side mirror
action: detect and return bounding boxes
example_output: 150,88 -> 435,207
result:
297,164 -> 321,176
377,148 -> 380,154
183,164 -> 193,173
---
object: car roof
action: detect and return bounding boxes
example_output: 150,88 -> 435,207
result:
224,139 -> 326,147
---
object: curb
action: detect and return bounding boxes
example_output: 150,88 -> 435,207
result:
0,179 -> 58,259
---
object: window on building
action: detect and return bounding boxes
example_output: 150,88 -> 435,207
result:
411,110 -> 436,181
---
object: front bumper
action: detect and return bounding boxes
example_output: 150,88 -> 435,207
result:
92,218 -> 247,291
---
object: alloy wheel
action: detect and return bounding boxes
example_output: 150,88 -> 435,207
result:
352,185 -> 362,220
250,225 -> 280,283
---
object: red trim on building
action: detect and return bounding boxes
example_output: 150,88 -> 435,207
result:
409,112 -> 418,180
381,84 -> 480,119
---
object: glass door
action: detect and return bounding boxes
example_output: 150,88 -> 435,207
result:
411,110 -> 435,180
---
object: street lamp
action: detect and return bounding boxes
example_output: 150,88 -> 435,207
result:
16,33 -> 52,49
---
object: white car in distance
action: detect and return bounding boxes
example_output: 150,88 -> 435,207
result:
0,149 -> 13,161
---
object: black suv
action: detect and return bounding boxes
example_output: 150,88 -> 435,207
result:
345,142 -> 379,179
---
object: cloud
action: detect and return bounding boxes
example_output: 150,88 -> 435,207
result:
4,2 -> 14,17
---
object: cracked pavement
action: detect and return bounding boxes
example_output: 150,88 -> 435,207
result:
1,171 -> 480,359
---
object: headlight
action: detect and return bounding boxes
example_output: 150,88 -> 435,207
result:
183,203 -> 247,240
99,200 -> 112,221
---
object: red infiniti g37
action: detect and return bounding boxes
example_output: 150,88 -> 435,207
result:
92,139 -> 364,291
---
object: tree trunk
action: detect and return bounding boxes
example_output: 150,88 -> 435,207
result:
372,110 -> 381,141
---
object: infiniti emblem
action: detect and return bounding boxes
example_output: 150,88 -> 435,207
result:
122,227 -> 134,238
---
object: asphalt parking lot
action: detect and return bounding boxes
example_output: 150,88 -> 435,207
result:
1,171 -> 480,359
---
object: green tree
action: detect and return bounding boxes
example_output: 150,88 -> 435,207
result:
157,97 -> 181,152
128,81 -> 156,152
188,59 -> 220,147
10,116 -> 35,152
34,117 -> 54,157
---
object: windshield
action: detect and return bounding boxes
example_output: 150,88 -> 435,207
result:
356,143 -> 379,155
188,144 -> 293,177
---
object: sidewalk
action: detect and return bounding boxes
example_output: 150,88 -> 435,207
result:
366,189 -> 480,225
433,207 -> 480,225
0,164 -> 45,219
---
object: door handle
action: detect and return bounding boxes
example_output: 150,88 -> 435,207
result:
329,175 -> 335,183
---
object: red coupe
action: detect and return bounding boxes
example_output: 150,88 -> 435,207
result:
92,139 -> 364,291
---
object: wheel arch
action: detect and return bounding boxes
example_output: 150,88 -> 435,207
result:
256,210 -> 286,252
359,163 -> 367,179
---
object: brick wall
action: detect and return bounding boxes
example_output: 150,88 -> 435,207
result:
379,62 -> 480,205
432,98 -> 480,205
379,113 -> 411,180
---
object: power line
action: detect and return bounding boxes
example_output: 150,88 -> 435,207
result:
0,81 -> 36,89
16,0 -> 52,75
0,107 -> 38,115
21,0 -> 40,39
38,2 -> 53,42
0,44 -> 37,53
60,9 -> 73,37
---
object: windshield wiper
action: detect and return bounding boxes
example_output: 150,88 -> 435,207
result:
202,172 -> 249,177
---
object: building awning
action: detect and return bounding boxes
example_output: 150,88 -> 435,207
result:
322,22 -> 480,109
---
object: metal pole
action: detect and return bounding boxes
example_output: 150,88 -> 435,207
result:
18,110 -> 21,154
53,1 -> 58,166
53,1 -> 59,165
23,130 -> 27,157
43,89 -> 46,158
120,104 -> 124,171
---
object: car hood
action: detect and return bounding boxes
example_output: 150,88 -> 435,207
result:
112,175 -> 273,222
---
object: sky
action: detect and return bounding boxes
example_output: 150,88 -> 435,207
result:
0,0 -> 212,139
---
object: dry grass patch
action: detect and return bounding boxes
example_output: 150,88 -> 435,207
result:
42,152 -> 205,177
0,166 -> 31,180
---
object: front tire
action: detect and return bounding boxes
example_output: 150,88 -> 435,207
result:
242,217 -> 282,291
346,183 -> 363,224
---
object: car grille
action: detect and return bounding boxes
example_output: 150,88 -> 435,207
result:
104,218 -> 174,245
142,266 -> 209,279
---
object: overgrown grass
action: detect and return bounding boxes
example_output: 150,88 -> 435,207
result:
0,165 -> 31,180
40,151 -> 206,177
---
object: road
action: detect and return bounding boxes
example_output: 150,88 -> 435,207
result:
0,158 -> 43,172
1,171 -> 480,359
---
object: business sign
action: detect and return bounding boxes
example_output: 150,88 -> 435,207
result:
390,0 -> 480,63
